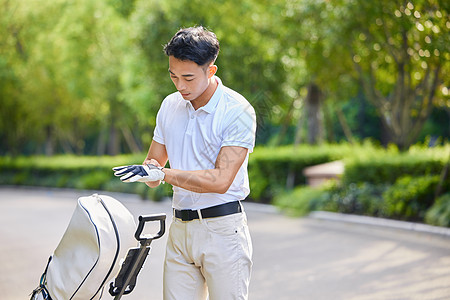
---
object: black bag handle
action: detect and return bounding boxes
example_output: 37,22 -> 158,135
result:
135,213 -> 166,242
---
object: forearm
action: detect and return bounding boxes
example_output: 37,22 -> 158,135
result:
163,168 -> 232,194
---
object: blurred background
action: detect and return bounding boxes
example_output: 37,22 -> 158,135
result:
0,0 -> 449,226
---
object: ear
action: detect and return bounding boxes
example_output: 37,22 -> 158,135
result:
208,65 -> 218,78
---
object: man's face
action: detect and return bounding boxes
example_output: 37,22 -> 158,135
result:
168,56 -> 212,102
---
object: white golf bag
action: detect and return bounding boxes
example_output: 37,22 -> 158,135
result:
31,194 -> 137,300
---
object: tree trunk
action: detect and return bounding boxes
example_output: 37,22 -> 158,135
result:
293,105 -> 305,146
107,123 -> 120,156
305,83 -> 323,145
121,125 -> 141,153
44,125 -> 55,156
354,51 -> 442,151
59,130 -> 74,154
323,101 -> 335,143
97,125 -> 107,156
336,106 -> 354,144
357,92 -> 367,138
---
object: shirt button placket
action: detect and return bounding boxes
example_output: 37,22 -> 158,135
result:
186,111 -> 195,134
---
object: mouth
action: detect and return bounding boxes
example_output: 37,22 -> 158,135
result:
179,92 -> 190,98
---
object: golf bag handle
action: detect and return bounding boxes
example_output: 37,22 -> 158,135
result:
135,213 -> 166,242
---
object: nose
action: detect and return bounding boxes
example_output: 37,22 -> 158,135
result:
175,80 -> 186,92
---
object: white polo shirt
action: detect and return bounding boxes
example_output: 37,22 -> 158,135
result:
153,76 -> 257,210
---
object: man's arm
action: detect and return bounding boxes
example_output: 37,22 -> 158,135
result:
163,146 -> 248,194
143,140 -> 168,188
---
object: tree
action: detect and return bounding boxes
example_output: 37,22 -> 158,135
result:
280,0 -> 448,149
280,0 -> 360,145
0,0 -> 33,154
0,0 -> 139,155
2,0 -> 447,155
340,0 -> 449,149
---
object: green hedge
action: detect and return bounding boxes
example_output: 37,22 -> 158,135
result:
248,143 -> 355,202
0,154 -> 172,201
342,145 -> 448,185
249,143 -> 448,202
270,143 -> 449,226
1,143 -> 449,225
325,182 -> 390,217
274,182 -> 389,217
343,155 -> 445,185
273,182 -> 337,216
383,175 -> 445,221
1,144 -> 356,203
274,174 -> 450,226
425,193 -> 450,227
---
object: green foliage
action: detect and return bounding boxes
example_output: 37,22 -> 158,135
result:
425,193 -> 450,227
76,171 -> 113,190
1,143 -> 449,226
282,0 -> 449,149
2,0 -> 448,228
249,142 -> 447,202
264,143 -> 449,226
1,0 -> 448,155
326,183 -> 390,217
273,183 -> 336,217
125,0 -> 289,130
383,175 -> 444,221
0,153 -> 171,201
248,143 -> 354,201
342,145 -> 448,184
273,176 -> 450,227
0,154 -> 142,171
274,181 -> 390,218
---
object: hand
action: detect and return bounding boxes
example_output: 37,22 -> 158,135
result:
143,158 -> 161,168
142,159 -> 164,188
112,164 -> 165,183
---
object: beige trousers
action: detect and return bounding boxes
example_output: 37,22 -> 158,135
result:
163,212 -> 253,300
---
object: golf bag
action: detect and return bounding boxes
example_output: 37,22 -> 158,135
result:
31,194 -> 137,300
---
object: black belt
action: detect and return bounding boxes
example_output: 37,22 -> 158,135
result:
174,201 -> 242,221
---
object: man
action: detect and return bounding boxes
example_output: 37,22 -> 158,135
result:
113,26 -> 256,300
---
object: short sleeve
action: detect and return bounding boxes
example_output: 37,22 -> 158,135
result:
222,103 -> 257,153
152,101 -> 166,145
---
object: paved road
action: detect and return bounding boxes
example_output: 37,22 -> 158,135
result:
1,187 -> 450,300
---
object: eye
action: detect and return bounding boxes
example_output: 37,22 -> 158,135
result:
186,78 -> 194,82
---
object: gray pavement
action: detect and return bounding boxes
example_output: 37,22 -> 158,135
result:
1,187 -> 450,300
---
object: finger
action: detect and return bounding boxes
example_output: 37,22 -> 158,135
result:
112,165 -> 129,171
114,169 -> 130,176
114,165 -> 139,176
129,176 -> 143,183
120,172 -> 135,182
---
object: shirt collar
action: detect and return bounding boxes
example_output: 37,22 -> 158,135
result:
191,76 -> 223,114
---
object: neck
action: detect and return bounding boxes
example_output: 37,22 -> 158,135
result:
191,78 -> 218,110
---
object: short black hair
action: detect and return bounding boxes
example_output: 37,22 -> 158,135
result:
164,26 -> 220,66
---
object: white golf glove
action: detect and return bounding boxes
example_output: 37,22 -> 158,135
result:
112,164 -> 165,183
